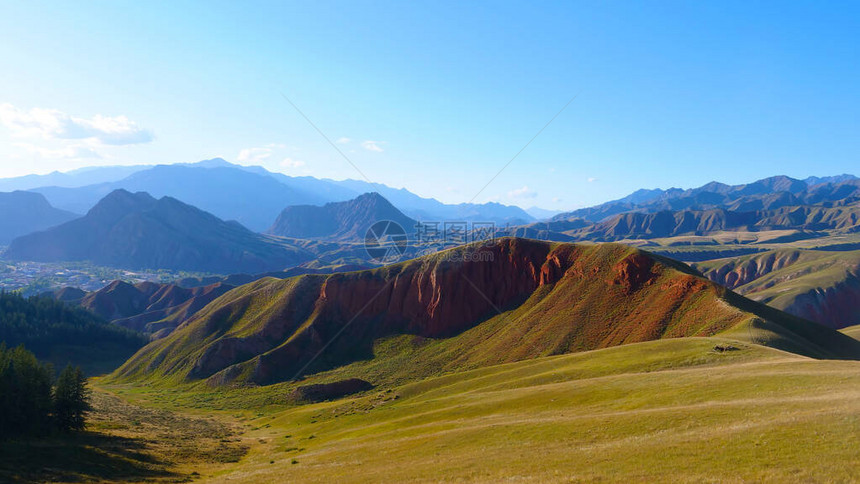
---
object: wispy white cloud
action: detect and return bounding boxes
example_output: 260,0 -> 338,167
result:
0,103 -> 152,145
552,197 -> 563,203
361,140 -> 384,152
336,137 -> 351,144
237,147 -> 273,164
587,177 -> 597,183
280,157 -> 306,169
508,185 -> 538,199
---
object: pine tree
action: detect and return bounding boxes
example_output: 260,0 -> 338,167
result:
0,344 -> 53,437
53,364 -> 90,432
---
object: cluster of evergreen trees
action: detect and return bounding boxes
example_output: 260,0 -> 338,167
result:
0,291 -> 147,374
0,344 -> 90,438
0,291 -> 146,354
0,292 -> 138,438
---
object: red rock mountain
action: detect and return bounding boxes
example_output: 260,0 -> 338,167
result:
114,238 -> 860,387
78,280 -> 235,336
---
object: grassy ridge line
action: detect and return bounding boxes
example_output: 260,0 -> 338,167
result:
842,324 -> 860,341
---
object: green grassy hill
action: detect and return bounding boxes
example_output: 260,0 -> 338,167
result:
111,238 -> 860,391
98,336 -> 860,483
696,249 -> 860,328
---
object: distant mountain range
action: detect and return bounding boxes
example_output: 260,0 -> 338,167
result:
4,167 -> 860,292
566,205 -> 860,241
8,158 -> 535,230
29,162 -> 346,231
0,188 -> 460,274
267,192 -> 418,240
0,164 -> 150,191
3,189 -> 311,273
553,175 -> 859,224
328,178 -> 535,225
5,165 -> 856,240
491,175 -> 860,242
0,191 -> 78,244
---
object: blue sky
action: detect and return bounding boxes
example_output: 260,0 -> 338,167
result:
0,1 -> 858,210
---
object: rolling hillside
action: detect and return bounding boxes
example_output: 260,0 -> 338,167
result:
75,280 -> 236,336
113,238 -> 860,388
696,249 -> 860,329
172,339 -> 860,483
3,189 -> 311,273
95,336 -> 860,483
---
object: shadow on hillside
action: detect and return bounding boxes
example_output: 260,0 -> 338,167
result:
0,432 -> 179,483
724,290 -> 860,361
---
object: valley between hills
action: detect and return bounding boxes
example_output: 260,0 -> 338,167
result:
2,164 -> 860,482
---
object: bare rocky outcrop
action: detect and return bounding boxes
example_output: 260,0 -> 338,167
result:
698,249 -> 805,289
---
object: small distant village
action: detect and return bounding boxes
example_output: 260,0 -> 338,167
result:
0,258 -> 194,296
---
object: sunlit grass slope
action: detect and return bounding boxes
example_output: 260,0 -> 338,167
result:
842,324 -> 860,341
101,337 -> 860,483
